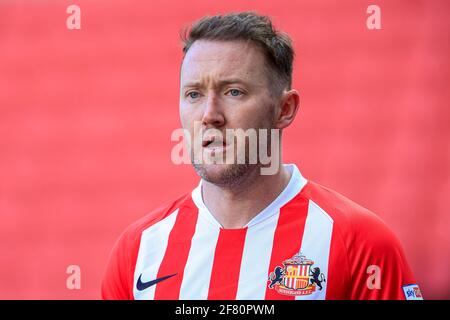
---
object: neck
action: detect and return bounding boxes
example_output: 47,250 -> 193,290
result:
202,164 -> 291,229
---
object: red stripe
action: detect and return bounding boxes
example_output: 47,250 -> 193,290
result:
265,195 -> 309,299
154,199 -> 198,299
208,228 -> 247,300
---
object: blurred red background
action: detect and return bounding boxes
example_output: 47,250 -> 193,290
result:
0,0 -> 449,299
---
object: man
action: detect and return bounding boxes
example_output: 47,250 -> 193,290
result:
102,12 -> 422,300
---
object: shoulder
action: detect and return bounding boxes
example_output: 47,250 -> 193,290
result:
118,192 -> 194,250
101,192 -> 193,299
298,180 -> 417,299
299,180 -> 401,249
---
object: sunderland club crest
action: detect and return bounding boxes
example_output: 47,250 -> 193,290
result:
267,253 -> 326,296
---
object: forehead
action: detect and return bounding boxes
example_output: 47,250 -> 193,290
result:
180,40 -> 268,85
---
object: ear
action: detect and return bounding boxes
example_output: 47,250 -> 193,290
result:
274,89 -> 300,129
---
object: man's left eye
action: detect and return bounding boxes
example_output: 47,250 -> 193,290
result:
228,89 -> 242,97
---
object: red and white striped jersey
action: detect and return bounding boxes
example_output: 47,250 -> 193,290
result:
101,164 -> 422,300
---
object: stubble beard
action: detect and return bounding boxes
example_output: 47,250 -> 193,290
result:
192,161 -> 259,189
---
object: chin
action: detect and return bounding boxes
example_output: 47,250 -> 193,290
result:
193,163 -> 253,187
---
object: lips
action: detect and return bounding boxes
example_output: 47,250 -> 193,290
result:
202,135 -> 226,148
202,137 -> 212,148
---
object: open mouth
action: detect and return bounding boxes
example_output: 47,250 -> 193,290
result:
202,136 -> 227,151
202,136 -> 227,149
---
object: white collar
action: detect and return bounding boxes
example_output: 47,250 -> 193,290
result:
191,164 -> 308,228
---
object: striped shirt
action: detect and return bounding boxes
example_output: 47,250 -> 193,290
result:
101,164 -> 421,300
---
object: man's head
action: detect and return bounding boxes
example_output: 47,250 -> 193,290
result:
179,12 -> 300,187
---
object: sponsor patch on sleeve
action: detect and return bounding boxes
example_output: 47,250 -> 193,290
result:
402,284 -> 423,300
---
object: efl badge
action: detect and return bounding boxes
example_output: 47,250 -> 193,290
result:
267,253 -> 326,296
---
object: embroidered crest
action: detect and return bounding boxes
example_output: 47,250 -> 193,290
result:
268,253 -> 326,296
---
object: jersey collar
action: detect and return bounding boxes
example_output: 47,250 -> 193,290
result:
191,164 -> 308,229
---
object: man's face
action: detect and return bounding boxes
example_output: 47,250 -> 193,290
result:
179,40 -> 279,186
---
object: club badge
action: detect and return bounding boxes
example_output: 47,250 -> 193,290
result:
268,253 -> 326,296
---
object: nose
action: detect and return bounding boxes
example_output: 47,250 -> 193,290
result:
201,92 -> 225,128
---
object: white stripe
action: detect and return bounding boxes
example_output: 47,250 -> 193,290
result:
296,200 -> 334,300
133,209 -> 179,300
245,164 -> 307,227
235,212 -> 280,300
178,211 -> 220,299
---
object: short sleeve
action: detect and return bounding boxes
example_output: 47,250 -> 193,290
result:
101,228 -> 138,300
346,211 -> 421,300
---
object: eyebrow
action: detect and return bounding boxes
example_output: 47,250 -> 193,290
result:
182,78 -> 248,89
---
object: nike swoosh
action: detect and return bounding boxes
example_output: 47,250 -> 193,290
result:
136,273 -> 177,291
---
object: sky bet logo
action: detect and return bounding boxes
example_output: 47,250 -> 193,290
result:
402,284 -> 423,300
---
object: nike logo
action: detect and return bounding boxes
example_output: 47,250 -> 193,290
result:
136,273 -> 177,291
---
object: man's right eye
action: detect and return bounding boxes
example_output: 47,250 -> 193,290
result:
187,91 -> 200,99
